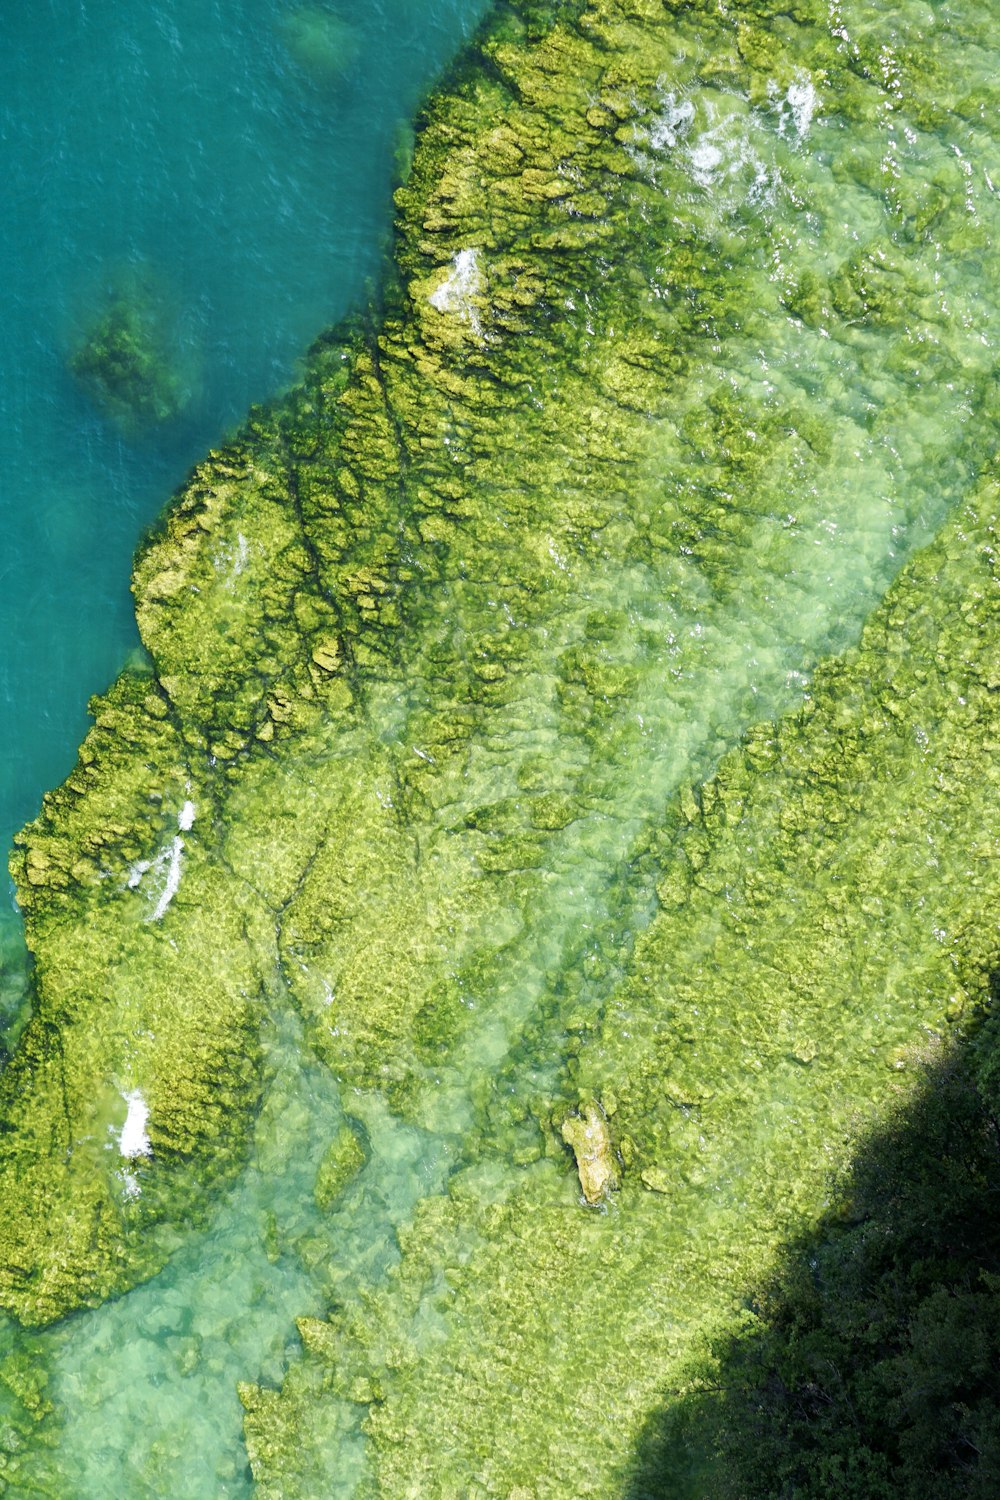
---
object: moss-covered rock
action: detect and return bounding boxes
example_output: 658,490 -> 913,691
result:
5,0 -> 1000,1490
312,1124 -> 365,1211
561,1101 -> 619,1203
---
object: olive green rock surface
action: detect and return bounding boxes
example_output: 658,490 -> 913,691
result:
4,0 -> 1000,1493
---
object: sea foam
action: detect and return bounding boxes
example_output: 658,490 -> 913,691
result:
119,1090 -> 152,1158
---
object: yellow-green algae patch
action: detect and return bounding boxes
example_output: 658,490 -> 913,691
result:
3,669 -> 271,1322
243,477 -> 1000,1498
2,0 -> 1000,1489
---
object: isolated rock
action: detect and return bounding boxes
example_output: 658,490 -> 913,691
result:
561,1101 -> 619,1204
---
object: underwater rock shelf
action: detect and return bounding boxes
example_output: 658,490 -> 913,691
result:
5,0 -> 1000,1493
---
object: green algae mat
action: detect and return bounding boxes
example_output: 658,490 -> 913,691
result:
5,0 -> 1000,1492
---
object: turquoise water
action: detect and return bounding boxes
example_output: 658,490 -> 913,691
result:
0,0 -> 485,934
6,0 -> 1000,1495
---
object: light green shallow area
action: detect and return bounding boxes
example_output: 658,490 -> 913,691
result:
4,0 -> 1000,1494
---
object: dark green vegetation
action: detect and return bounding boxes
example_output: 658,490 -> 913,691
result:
4,0 -> 1000,1491
636,1021 -> 1000,1499
70,276 -> 194,435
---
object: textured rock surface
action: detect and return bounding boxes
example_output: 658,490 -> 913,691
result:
561,1102 -> 619,1203
3,0 -> 1000,1493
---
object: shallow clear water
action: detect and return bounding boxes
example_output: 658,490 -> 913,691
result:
5,0 -> 1000,1494
8,1017 -> 452,1495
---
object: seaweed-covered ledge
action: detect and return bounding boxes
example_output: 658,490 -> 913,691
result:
241,477 -> 1000,1497
0,3 -> 999,1492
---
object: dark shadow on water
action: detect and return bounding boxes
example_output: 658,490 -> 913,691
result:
625,1009 -> 1000,1500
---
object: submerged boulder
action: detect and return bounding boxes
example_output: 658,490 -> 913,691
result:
313,1122 -> 365,1210
69,273 -> 194,436
561,1101 -> 620,1204
281,5 -> 360,86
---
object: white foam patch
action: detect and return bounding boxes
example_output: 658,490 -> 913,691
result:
649,91 -> 694,150
428,249 -> 483,336
783,75 -> 818,137
685,111 -> 775,206
128,801 -> 196,918
150,836 -> 184,921
212,530 -> 251,586
690,139 -> 725,184
119,1090 -> 151,1158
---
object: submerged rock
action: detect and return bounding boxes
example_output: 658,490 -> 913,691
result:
313,1122 -> 365,1210
69,274 -> 194,436
640,1166 -> 671,1195
281,5 -> 360,86
561,1101 -> 620,1204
